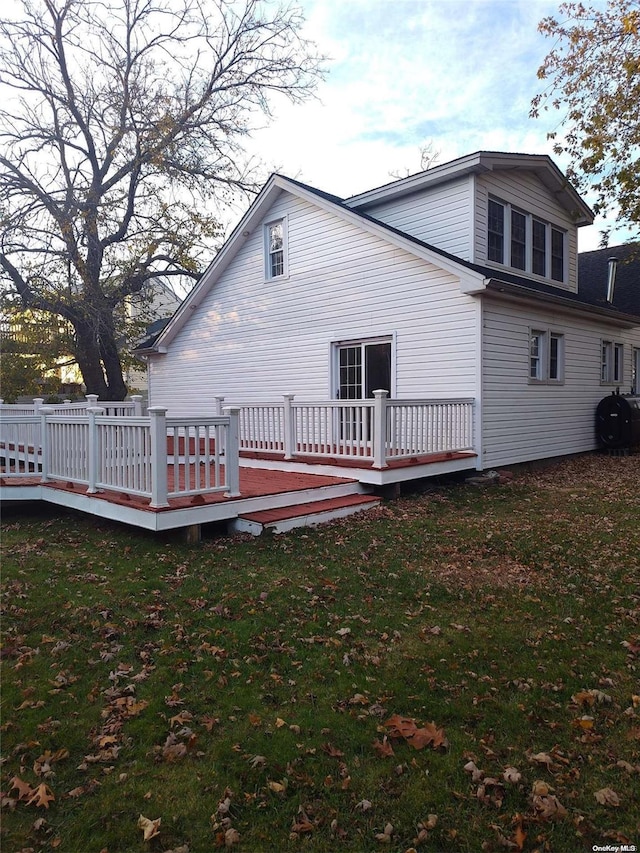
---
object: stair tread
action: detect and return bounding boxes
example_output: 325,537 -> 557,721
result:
239,494 -> 379,524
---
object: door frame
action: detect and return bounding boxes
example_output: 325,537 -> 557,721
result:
330,334 -> 396,399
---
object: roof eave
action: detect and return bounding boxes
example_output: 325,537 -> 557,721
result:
347,151 -> 594,225
484,279 -> 640,327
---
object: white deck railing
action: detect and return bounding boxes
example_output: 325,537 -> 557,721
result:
218,392 -> 475,469
0,405 -> 240,507
0,394 -> 146,418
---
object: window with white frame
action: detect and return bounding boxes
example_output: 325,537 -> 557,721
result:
530,329 -> 565,383
601,340 -> 623,384
265,219 -> 287,279
488,197 -> 566,283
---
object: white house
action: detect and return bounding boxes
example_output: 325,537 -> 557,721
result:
138,151 -> 640,473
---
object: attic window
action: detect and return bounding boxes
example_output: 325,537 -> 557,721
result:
265,219 -> 287,279
487,197 -> 566,283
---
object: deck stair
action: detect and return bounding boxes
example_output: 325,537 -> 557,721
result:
231,492 -> 381,535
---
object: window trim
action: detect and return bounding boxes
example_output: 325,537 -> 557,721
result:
529,328 -> 565,385
601,339 -> 624,385
264,216 -> 288,280
487,196 -> 566,283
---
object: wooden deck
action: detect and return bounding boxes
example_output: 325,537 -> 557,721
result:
0,449 -> 477,534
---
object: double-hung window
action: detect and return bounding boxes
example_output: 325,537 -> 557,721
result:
265,218 -> 287,279
530,329 -> 564,383
488,197 -> 566,283
601,340 -> 623,384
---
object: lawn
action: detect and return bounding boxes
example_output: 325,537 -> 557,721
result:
1,453 -> 639,853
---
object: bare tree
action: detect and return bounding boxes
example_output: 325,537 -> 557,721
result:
0,0 -> 323,399
389,141 -> 440,180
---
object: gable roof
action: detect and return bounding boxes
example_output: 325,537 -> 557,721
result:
138,158 -> 636,354
346,151 -> 594,226
138,172 -> 490,353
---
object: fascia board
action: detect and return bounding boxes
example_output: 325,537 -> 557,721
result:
347,151 -> 593,225
346,152 -> 485,208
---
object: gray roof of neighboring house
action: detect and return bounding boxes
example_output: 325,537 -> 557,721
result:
577,242 -> 640,316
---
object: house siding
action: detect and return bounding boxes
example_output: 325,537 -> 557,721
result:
475,171 -> 579,293
481,296 -> 640,468
354,177 -> 473,260
149,192 -> 479,414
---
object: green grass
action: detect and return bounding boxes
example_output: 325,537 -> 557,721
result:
1,453 -> 639,852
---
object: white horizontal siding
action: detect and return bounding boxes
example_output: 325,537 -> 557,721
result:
357,177 -> 472,260
475,171 -> 579,292
481,296 -> 640,468
149,192 -> 479,415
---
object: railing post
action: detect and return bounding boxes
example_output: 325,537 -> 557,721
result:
372,390 -> 389,470
283,394 -> 295,460
33,398 -> 44,415
222,407 -> 241,497
131,395 -> 143,416
39,406 -> 55,483
87,407 -> 105,494
214,396 -> 225,416
148,407 -> 169,508
86,394 -> 99,409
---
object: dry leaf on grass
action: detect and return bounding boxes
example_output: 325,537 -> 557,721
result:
594,787 -> 621,807
9,776 -> 34,802
26,784 -> 55,809
137,814 -> 161,841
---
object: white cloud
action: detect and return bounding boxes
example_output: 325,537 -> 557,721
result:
245,0 -> 623,250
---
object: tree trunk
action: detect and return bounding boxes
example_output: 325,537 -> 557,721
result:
74,315 -> 127,401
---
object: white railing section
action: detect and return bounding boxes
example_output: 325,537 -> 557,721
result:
237,403 -> 285,453
0,395 -> 145,417
387,398 -> 474,459
0,416 -> 41,475
0,406 -> 240,506
217,392 -> 475,469
45,415 -> 90,484
94,415 -> 153,497
293,400 -> 376,459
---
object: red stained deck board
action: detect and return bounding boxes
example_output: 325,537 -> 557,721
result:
1,466 -> 356,513
239,494 -> 379,524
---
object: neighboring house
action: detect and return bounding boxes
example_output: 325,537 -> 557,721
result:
138,151 -> 640,471
123,278 -> 182,393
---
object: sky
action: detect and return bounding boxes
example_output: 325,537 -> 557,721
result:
245,0 -> 619,252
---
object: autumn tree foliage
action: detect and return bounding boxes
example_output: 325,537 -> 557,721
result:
532,0 -> 640,238
0,0 -> 323,399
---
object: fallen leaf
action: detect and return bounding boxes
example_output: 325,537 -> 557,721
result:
137,814 -> 161,841
503,766 -> 522,784
26,784 -> 55,809
408,722 -> 448,750
532,794 -> 567,820
224,828 -> 240,846
464,760 -> 484,782
9,776 -> 34,801
594,787 -> 621,807
373,737 -> 395,758
528,752 -> 554,769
